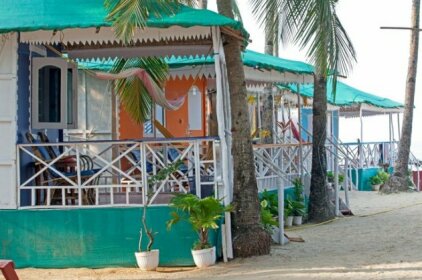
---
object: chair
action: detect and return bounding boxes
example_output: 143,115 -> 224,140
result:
25,132 -> 100,205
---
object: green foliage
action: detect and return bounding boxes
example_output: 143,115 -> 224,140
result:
260,190 -> 278,216
250,0 -> 356,98
293,178 -> 304,201
292,178 -> 306,217
377,170 -> 390,184
167,194 -> 231,250
260,208 -> 278,232
284,197 -> 294,217
259,190 -> 279,231
327,171 -> 344,184
370,170 -> 390,186
370,174 -> 382,185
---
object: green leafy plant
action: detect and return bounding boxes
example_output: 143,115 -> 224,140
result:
370,170 -> 389,186
292,179 -> 306,217
284,197 -> 294,217
293,178 -> 304,201
167,194 -> 232,250
139,160 -> 182,252
370,174 -> 382,186
327,171 -> 344,184
377,170 -> 390,184
291,200 -> 306,216
259,190 -> 278,232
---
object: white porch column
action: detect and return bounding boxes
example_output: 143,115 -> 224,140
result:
297,84 -> 304,179
0,33 -> 18,209
212,27 -> 233,259
359,106 -> 364,168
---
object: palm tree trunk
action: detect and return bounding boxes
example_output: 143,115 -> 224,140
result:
308,74 -> 335,222
217,0 -> 271,258
261,29 -> 275,144
199,0 -> 207,9
383,0 -> 420,193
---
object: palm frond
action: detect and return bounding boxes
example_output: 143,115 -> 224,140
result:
231,0 -> 243,22
105,0 -> 183,44
111,57 -> 169,123
249,0 -> 356,98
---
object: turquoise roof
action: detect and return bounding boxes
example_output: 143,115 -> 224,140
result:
279,80 -> 403,109
80,50 -> 315,75
0,0 -> 247,37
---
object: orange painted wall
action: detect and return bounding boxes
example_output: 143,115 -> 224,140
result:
118,77 -> 207,139
119,105 -> 143,140
165,77 -> 207,138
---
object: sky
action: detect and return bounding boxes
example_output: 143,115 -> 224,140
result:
208,0 -> 422,158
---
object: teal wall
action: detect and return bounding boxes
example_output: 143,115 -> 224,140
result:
351,167 -> 393,191
0,207 -> 220,268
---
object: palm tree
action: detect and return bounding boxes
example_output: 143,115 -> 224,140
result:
107,0 -> 271,257
216,0 -> 272,258
382,0 -> 420,193
250,0 -> 356,222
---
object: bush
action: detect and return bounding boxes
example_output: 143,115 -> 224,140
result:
370,170 -> 389,186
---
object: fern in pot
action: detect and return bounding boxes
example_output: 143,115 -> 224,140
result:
135,161 -> 181,271
167,194 -> 231,268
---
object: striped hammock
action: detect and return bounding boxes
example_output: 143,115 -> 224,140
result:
95,68 -> 185,111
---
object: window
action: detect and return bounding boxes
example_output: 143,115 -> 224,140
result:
32,57 -> 77,129
188,86 -> 202,131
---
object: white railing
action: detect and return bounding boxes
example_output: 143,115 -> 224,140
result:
339,141 -> 398,168
17,137 -> 220,209
253,143 -> 312,192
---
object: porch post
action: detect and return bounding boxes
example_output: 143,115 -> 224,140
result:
389,113 -> 393,165
297,84 -> 304,179
212,27 -> 233,259
397,112 -> 402,140
359,106 -> 364,168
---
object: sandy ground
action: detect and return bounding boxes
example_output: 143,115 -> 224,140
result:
14,191 -> 422,280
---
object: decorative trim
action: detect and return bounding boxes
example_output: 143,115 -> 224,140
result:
20,26 -> 212,46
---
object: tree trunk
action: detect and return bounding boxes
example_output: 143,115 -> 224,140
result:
199,0 -> 207,9
308,74 -> 335,222
217,0 -> 271,258
382,0 -> 420,193
261,29 -> 275,144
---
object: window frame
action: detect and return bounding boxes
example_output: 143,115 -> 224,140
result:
31,57 -> 78,129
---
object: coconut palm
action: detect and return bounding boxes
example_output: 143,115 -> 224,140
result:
250,0 -> 356,222
106,0 -> 270,257
382,0 -> 420,193
217,0 -> 272,258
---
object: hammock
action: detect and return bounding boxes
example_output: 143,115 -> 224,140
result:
95,68 -> 185,111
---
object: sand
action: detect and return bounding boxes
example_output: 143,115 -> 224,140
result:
14,191 -> 422,280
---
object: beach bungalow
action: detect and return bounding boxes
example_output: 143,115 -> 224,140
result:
0,1 -> 260,268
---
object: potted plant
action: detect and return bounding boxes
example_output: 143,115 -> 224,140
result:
291,200 -> 306,225
135,161 -> 182,271
370,173 -> 382,191
167,194 -> 231,268
284,197 -> 294,227
292,178 -> 306,225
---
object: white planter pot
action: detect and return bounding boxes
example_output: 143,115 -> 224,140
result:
372,184 -> 381,191
135,249 -> 159,271
285,216 -> 294,227
191,246 -> 216,268
293,216 -> 303,226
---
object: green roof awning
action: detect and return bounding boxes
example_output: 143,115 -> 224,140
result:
80,49 -> 315,76
0,0 -> 247,37
279,80 -> 403,109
